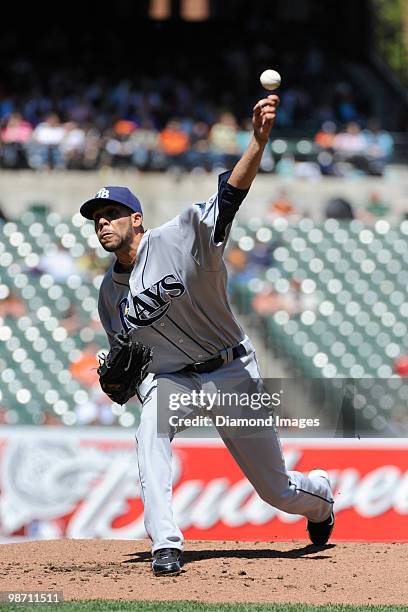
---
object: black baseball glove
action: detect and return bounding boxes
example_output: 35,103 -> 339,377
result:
97,330 -> 153,405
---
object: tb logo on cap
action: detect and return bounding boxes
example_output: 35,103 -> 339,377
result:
96,188 -> 110,199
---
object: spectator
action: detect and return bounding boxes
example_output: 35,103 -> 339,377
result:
82,125 -> 102,170
333,122 -> 365,157
275,153 -> 296,178
236,119 -> 253,155
159,119 -> 190,170
131,119 -> 160,170
185,121 -> 211,172
363,118 -> 394,174
69,343 -> 100,388
267,189 -> 296,217
252,283 -> 295,316
276,87 -> 311,128
0,289 -> 27,318
325,197 -> 354,220
365,191 -> 389,219
247,239 -> 274,270
0,113 -> 32,168
225,246 -> 247,275
59,121 -> 86,169
103,123 -> 136,169
28,113 -> 66,170
209,112 -> 239,168
60,304 -> 82,335
37,244 -> 79,282
288,277 -> 319,314
294,160 -> 322,180
252,277 -> 319,318
74,387 -> 117,426
363,119 -> 394,160
334,83 -> 359,123
315,122 -> 353,176
68,96 -> 93,124
333,122 -> 383,176
314,121 -> 337,150
77,248 -> 109,279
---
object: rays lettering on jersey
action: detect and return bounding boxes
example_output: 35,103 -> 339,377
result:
122,274 -> 185,328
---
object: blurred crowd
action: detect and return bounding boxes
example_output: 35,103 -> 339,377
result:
0,111 -> 394,177
0,47 -> 394,176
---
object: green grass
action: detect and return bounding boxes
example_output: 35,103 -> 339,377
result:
1,602 -> 408,611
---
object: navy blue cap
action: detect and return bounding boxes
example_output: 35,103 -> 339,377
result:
80,186 -> 143,220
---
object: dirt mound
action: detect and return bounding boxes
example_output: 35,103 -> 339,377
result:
1,539 -> 406,606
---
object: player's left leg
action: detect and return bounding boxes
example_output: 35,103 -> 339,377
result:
135,371 -> 204,571
202,347 -> 334,524
135,379 -> 184,555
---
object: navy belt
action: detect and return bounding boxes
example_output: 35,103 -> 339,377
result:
181,344 -> 247,374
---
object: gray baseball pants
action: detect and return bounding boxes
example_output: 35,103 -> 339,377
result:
135,344 -> 333,553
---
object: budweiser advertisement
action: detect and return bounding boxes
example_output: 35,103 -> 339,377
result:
0,427 -> 407,543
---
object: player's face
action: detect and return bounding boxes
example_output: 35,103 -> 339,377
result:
93,204 -> 134,252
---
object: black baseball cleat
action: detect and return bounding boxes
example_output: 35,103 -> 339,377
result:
307,469 -> 335,546
307,511 -> 335,546
152,548 -> 182,576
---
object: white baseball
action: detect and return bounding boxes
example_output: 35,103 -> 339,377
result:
260,69 -> 281,91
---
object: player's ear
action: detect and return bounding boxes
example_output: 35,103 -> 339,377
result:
131,212 -> 143,230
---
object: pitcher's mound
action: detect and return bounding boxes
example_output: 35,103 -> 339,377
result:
1,539 -> 406,606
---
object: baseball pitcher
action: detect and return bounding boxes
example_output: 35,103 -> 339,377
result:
80,95 -> 334,576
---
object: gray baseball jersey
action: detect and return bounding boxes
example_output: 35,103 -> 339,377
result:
98,177 -> 246,373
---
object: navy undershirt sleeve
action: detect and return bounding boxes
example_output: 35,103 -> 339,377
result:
214,170 -> 249,244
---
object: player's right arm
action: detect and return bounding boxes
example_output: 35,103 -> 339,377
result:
178,96 -> 279,270
227,95 -> 279,190
211,95 -> 279,243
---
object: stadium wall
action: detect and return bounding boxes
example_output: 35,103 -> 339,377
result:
1,170 -> 407,223
1,427 -> 407,543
